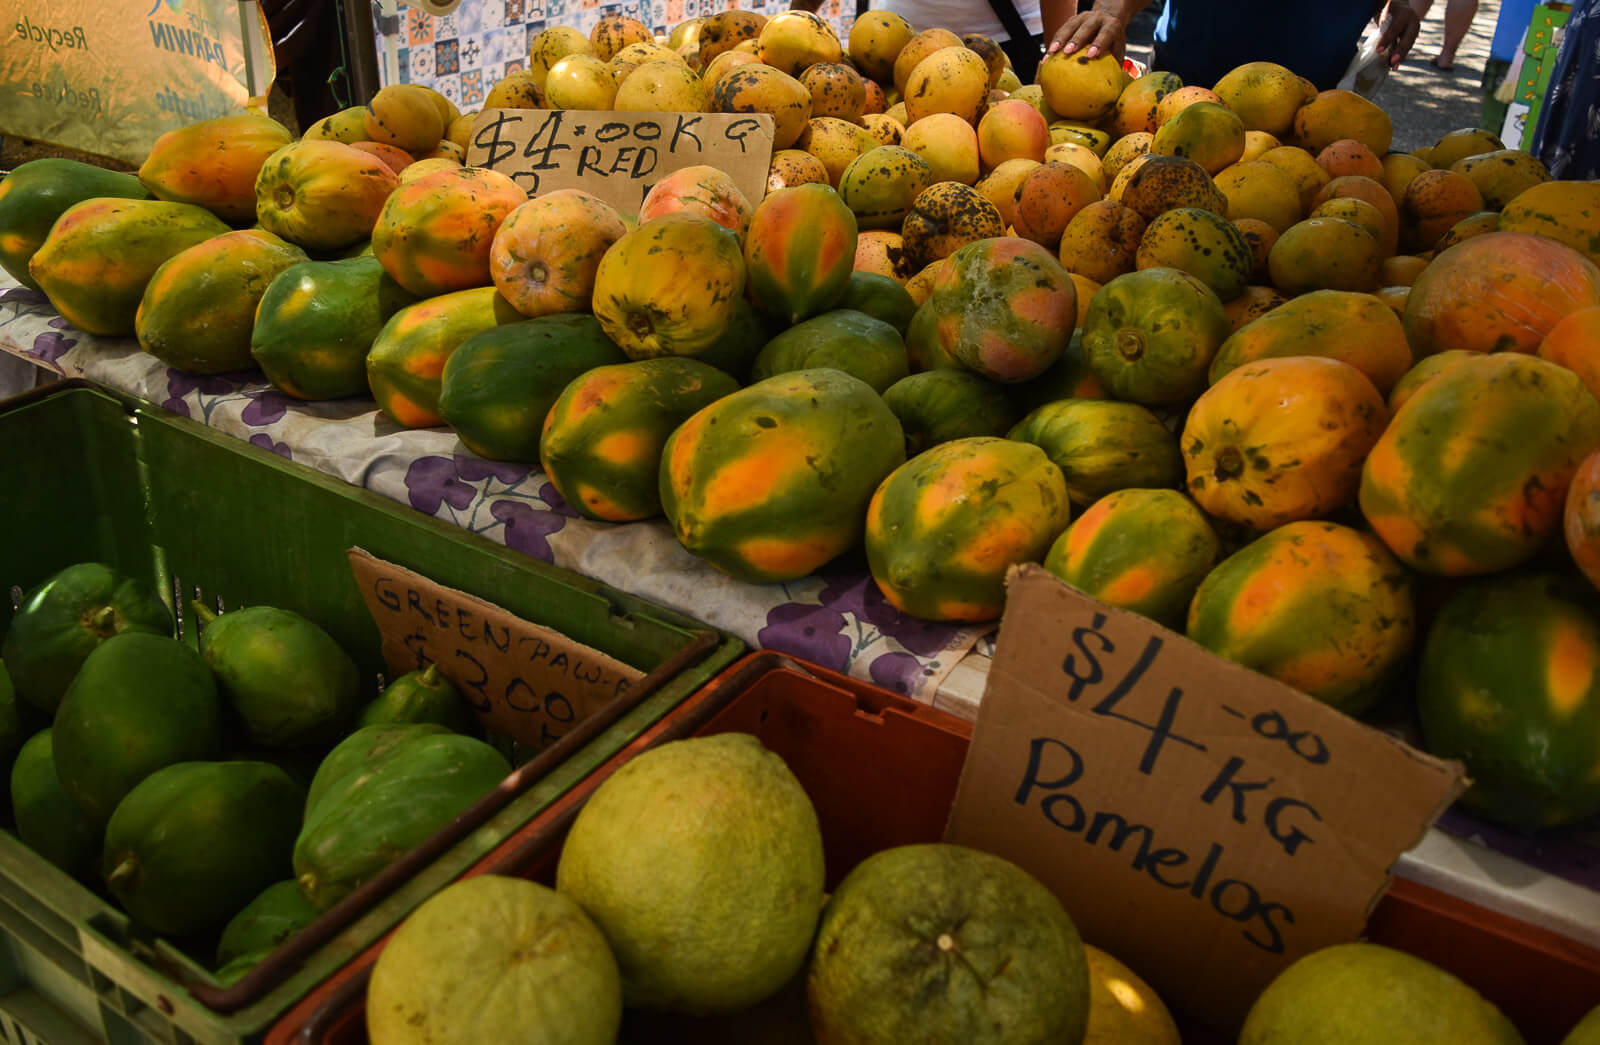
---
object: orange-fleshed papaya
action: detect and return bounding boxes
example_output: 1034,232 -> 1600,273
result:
254,140 -> 398,252
660,368 -> 905,582
138,113 -> 293,225
371,166 -> 527,297
366,287 -> 523,428
743,183 -> 858,324
28,198 -> 230,336
489,190 -> 627,318
593,213 -> 747,360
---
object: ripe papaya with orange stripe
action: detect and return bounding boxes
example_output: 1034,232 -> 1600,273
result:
1359,353 -> 1600,576
372,167 -> 527,298
541,358 -> 740,522
254,140 -> 398,252
1008,398 -> 1182,509
1187,520 -> 1415,715
0,159 -> 151,292
594,212 -> 748,360
1419,573 -> 1600,828
743,183 -> 858,324
1043,488 -> 1218,629
366,287 -> 523,429
138,113 -> 293,225
927,236 -> 1075,384
660,368 -> 904,583
439,315 -> 630,463
865,437 -> 1070,622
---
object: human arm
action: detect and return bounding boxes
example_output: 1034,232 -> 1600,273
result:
1046,0 -> 1156,59
1376,0 -> 1423,66
788,0 -> 824,11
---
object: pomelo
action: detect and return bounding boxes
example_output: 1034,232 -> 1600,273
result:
555,733 -> 825,1013
1240,942 -> 1524,1045
366,875 -> 620,1045
1083,944 -> 1181,1045
807,843 -> 1090,1044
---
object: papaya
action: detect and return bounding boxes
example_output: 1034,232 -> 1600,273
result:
136,229 -> 308,374
138,113 -> 294,225
639,165 -> 756,241
1360,353 -> 1600,576
367,286 -> 525,429
28,198 -> 231,336
215,879 -> 321,971
660,369 -> 905,583
11,729 -> 100,881
372,166 -> 528,298
1418,574 -> 1600,828
2,562 -> 172,714
593,213 -> 748,360
489,189 -> 627,319
0,159 -> 151,291
437,314 -> 630,463
839,270 -> 918,334
253,140 -> 399,252
905,297 -> 960,373
882,370 -> 1019,456
541,358 -> 741,523
52,633 -> 223,823
1006,332 -> 1104,414
103,760 -> 304,937
1387,350 -> 1477,414
294,724 -> 512,910
865,438 -> 1070,622
1188,521 -> 1415,715
928,237 -> 1075,384
1081,267 -> 1230,405
1007,398 -> 1183,508
196,604 -> 362,750
692,296 -> 776,382
251,256 -> 419,401
1569,450 -> 1600,593
1043,488 -> 1219,630
744,183 -> 858,324
359,664 -> 477,735
1210,289 -> 1414,394
750,309 -> 909,392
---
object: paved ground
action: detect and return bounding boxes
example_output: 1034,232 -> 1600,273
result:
1124,0 -> 1506,152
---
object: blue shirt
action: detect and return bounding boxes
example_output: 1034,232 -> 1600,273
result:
1490,0 -> 1538,62
1152,0 -> 1387,90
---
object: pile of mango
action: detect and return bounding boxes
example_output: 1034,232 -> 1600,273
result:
3,8 -> 1600,838
0,562 -> 505,981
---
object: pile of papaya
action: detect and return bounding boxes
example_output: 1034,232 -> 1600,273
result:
0,562 -> 502,981
1,7 -> 1599,838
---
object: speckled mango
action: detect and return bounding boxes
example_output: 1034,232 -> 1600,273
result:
138,113 -> 293,225
1210,289 -> 1414,394
28,198 -> 230,336
1497,179 -> 1600,266
900,181 -> 1005,270
1184,356 -> 1388,531
800,62 -> 867,122
1082,266 -> 1230,405
366,286 -> 523,428
1188,520 -> 1414,715
1044,488 -> 1218,629
660,368 -> 905,582
372,167 -> 527,298
928,236 -> 1075,383
135,229 -> 307,373
1359,352 -> 1600,575
1149,101 -> 1245,176
542,357 -> 739,522
865,437 -> 1070,622
1112,154 -> 1228,223
838,146 -> 933,231
1007,398 -> 1183,508
711,64 -> 812,150
743,183 -> 856,325
594,212 -> 747,359
1134,206 -> 1253,302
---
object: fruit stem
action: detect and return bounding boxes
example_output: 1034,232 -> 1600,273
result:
1214,446 -> 1245,481
106,855 -> 140,890
420,663 -> 440,686
189,601 -> 219,629
936,932 -> 956,952
86,605 -> 119,638
1114,328 -> 1145,362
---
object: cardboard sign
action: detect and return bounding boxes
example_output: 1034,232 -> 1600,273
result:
466,108 -> 775,213
348,549 -> 644,749
0,0 -> 274,165
943,565 -> 1466,1032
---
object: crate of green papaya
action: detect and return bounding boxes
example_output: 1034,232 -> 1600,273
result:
0,380 -> 742,1044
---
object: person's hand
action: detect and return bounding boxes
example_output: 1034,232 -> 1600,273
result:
1047,10 -> 1128,60
1378,2 -> 1422,66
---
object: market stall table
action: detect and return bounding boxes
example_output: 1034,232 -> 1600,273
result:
1,273 -> 1596,960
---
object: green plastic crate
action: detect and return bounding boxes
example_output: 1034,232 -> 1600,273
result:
0,382 -> 743,1044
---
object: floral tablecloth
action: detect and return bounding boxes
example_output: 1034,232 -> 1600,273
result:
0,277 -> 993,710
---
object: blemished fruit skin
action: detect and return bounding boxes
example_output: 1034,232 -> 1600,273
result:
743,183 -> 859,325
0,159 -> 152,291
1007,398 -> 1183,509
928,237 -> 1076,384
1418,573 -> 1600,830
1082,267 -> 1230,406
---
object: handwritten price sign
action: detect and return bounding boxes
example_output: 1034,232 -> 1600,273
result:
465,108 -> 775,214
945,565 -> 1465,1032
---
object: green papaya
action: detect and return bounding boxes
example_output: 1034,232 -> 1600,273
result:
216,879 -> 321,969
839,271 -> 918,334
904,300 -> 959,372
294,724 -> 511,910
52,632 -> 223,823
358,664 -> 477,734
103,761 -> 304,937
11,729 -> 100,880
750,309 -> 910,393
0,158 -> 153,291
692,296 -> 777,383
135,229 -> 309,374
437,314 -> 630,463
196,604 -> 361,749
2,562 -> 173,714
882,370 -> 1019,455
27,197 -> 232,336
250,256 -> 418,400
